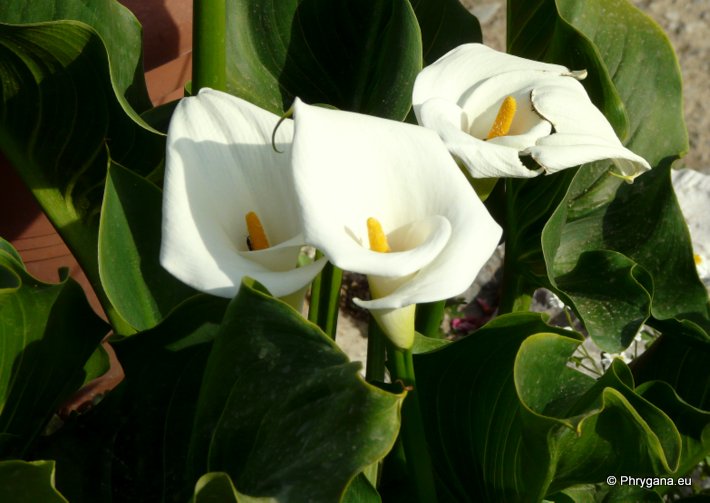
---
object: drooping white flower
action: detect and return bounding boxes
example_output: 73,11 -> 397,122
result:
412,43 -> 651,180
160,89 -> 326,301
290,99 -> 502,348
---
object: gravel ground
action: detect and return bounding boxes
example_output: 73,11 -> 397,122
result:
464,0 -> 709,172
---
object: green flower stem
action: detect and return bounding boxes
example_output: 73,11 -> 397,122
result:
415,300 -> 445,338
498,252 -> 533,313
366,318 -> 386,382
307,254 -> 342,338
389,345 -> 438,503
498,178 -> 534,314
192,0 -> 227,92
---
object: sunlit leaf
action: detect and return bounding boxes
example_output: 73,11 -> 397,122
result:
0,17 -> 164,324
0,460 -> 68,503
505,0 -> 706,350
415,313 -> 695,501
99,164 -> 197,331
0,239 -> 107,458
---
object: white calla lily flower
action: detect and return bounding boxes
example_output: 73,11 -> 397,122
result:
413,43 -> 651,180
291,99 -> 502,348
160,89 -> 326,302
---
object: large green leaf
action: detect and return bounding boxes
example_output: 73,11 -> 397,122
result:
0,238 -> 108,458
0,20 -> 164,328
415,313 -> 696,501
36,282 -> 401,502
409,0 -> 482,64
189,279 -> 404,502
542,162 -> 708,351
99,164 -> 197,331
225,0 -> 421,119
505,0 -> 706,350
33,294 -> 229,503
0,0 -> 151,113
0,460 -> 68,502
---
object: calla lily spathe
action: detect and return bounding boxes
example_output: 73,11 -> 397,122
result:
412,43 -> 651,180
291,99 -> 502,347
160,89 -> 326,300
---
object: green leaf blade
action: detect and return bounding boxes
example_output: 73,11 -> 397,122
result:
226,0 -> 422,120
99,163 -> 197,331
190,280 -> 404,503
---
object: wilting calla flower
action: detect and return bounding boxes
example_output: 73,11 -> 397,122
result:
291,99 -> 502,348
412,43 -> 651,180
160,89 -> 326,302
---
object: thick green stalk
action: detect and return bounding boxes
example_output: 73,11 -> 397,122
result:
307,256 -> 342,339
366,318 -> 386,381
498,246 -> 533,313
389,346 -> 438,503
498,178 -> 534,314
192,0 -> 227,92
415,300 -> 445,338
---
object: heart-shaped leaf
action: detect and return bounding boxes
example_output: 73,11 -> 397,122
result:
505,0 -> 707,350
415,313 -> 695,501
0,238 -> 108,458
0,18 -> 164,328
189,279 -> 404,502
225,0 -> 421,120
0,460 -> 68,503
0,0 -> 151,113
33,294 -> 229,503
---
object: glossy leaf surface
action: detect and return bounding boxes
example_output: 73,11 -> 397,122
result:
415,313 -> 697,501
225,0 -> 421,120
189,280 -> 404,502
0,239 -> 107,458
99,164 -> 196,331
504,0 -> 705,351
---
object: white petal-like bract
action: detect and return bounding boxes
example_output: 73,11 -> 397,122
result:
413,44 -> 651,179
160,89 -> 325,299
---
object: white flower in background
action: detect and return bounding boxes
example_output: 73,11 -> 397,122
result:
412,43 -> 651,180
160,89 -> 326,303
290,99 -> 502,348
672,168 -> 710,291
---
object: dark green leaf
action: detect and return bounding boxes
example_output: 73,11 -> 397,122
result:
342,473 -> 381,503
225,0 -> 421,120
33,295 -> 229,503
547,484 -> 664,503
506,0 -> 706,349
0,241 -> 108,458
412,331 -> 450,354
543,163 -> 709,351
189,279 -> 404,502
0,0 -> 151,112
0,460 -> 68,502
554,250 -> 652,351
410,0 -> 482,64
99,163 -> 197,331
0,20 -> 164,327
192,472 -> 240,503
635,380 -> 710,483
415,313 -> 690,501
